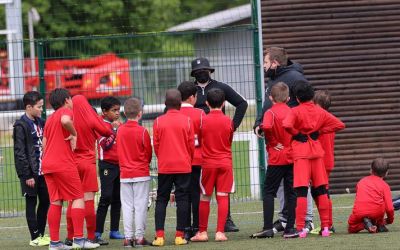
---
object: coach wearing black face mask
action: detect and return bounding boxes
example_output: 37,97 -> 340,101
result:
253,47 -> 309,137
252,47 -> 310,235
190,57 -> 248,234
191,58 -> 248,130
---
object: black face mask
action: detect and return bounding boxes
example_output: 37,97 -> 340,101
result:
194,71 -> 210,84
264,66 -> 276,79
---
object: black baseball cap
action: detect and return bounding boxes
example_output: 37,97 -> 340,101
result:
190,57 -> 215,76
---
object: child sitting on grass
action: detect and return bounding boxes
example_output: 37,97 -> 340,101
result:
348,158 -> 394,233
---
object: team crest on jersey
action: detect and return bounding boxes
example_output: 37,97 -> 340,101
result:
104,169 -> 109,176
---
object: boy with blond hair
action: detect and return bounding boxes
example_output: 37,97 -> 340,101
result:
117,97 -> 152,247
250,82 -> 298,239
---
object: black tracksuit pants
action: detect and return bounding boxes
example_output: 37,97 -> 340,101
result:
155,173 -> 190,232
263,164 -> 296,230
96,161 -> 121,233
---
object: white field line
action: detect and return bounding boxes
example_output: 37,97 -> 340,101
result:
0,205 -> 353,230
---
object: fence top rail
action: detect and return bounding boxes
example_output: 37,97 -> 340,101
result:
0,25 -> 255,45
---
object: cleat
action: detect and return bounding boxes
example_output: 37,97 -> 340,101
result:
30,236 -> 49,247
304,220 -> 314,233
72,237 -> 100,249
224,217 -> 239,232
191,231 -> 208,242
64,238 -> 73,247
321,227 -> 330,237
272,220 -> 285,233
298,228 -> 308,238
215,232 -> 228,242
377,224 -> 389,233
175,236 -> 188,245
42,234 -> 51,243
49,241 -> 71,250
123,239 -> 134,248
152,237 -> 165,247
363,218 -> 377,233
250,229 -> 274,238
310,227 -> 321,235
135,238 -> 152,247
94,236 -> 108,246
329,226 -> 336,233
109,231 -> 125,239
283,228 -> 299,239
184,227 -> 193,241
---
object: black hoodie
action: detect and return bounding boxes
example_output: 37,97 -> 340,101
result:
253,60 -> 309,129
194,79 -> 248,130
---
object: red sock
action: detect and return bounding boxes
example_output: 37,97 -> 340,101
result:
85,200 -> 96,240
328,198 -> 333,227
48,204 -> 62,242
71,208 -> 85,238
198,200 -> 210,232
175,231 -> 184,238
316,194 -> 330,228
216,195 -> 229,232
156,230 -> 165,238
296,197 -> 307,230
66,202 -> 74,240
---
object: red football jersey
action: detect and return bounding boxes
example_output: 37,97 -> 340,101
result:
153,109 -> 194,174
42,107 -> 76,173
282,101 -> 345,160
352,175 -> 394,223
97,117 -> 118,165
72,95 -> 112,162
262,103 -> 293,165
117,120 -> 152,179
201,109 -> 233,169
319,132 -> 335,171
180,103 -> 205,166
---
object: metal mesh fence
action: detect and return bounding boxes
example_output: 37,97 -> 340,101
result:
0,25 -> 264,217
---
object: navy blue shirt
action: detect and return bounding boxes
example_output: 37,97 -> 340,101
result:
21,114 -> 44,175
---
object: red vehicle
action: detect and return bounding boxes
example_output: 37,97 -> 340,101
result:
0,52 -> 133,102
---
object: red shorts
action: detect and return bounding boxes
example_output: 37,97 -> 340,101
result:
293,157 -> 327,188
76,159 -> 98,192
200,167 -> 234,196
44,171 -> 84,202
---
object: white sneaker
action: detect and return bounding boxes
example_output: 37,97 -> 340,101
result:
72,238 -> 100,249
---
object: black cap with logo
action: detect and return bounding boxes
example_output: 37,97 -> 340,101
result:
190,57 -> 215,76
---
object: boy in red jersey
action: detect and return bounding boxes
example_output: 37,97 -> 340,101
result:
178,81 -> 206,240
95,96 -> 124,245
313,90 -> 336,233
250,82 -> 298,239
64,95 -> 112,246
117,97 -> 152,247
282,83 -> 345,238
348,158 -> 394,233
42,88 -> 98,249
152,89 -> 195,246
191,88 -> 233,242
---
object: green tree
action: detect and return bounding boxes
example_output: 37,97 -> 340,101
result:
0,0 -> 249,57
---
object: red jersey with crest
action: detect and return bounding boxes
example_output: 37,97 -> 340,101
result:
42,107 -> 76,173
117,120 -> 152,179
153,109 -> 195,174
180,103 -> 205,166
201,109 -> 233,169
282,101 -> 345,160
97,117 -> 118,165
262,103 -> 292,165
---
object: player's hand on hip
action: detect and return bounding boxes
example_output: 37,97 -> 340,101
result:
26,178 -> 35,188
65,134 -> 77,151
254,126 -> 264,138
274,143 -> 284,151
